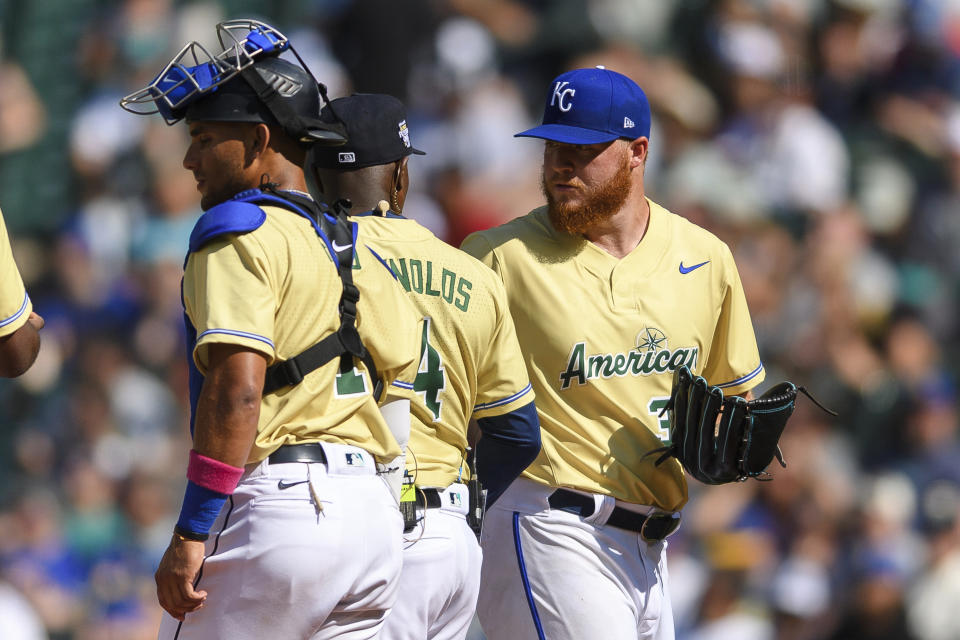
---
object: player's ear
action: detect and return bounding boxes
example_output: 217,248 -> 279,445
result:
392,158 -> 409,212
247,123 -> 271,159
628,137 -> 648,169
393,158 -> 407,190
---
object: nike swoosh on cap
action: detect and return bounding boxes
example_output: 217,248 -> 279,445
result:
277,479 -> 309,490
679,261 -> 709,274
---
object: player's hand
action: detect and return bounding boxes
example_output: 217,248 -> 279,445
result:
27,312 -> 44,331
155,534 -> 208,620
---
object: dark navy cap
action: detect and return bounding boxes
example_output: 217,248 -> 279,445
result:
314,93 -> 425,169
516,66 -> 651,144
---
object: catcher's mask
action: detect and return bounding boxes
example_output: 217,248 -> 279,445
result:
120,19 -> 346,146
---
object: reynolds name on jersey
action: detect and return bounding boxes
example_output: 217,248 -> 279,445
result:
388,257 -> 473,313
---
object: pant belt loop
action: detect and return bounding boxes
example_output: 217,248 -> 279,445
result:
592,493 -> 616,526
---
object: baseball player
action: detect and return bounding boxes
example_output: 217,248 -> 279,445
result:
0,207 -> 43,378
120,21 -> 422,639
461,67 -> 765,640
308,93 -> 541,640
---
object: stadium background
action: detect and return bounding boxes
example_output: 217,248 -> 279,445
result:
2,0 -> 960,638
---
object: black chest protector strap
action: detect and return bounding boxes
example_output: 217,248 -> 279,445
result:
252,188 -> 383,400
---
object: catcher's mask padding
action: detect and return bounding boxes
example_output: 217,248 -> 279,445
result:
185,56 -> 346,145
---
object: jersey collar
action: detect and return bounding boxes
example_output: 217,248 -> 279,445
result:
559,198 -> 669,278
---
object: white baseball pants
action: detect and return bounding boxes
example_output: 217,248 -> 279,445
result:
158,441 -> 403,640
381,483 -> 481,640
477,478 -> 674,640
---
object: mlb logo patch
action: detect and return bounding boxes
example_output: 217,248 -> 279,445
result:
449,493 -> 463,507
345,452 -> 364,466
339,152 -> 356,163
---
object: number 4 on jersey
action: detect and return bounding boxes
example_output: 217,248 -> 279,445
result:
414,317 -> 446,421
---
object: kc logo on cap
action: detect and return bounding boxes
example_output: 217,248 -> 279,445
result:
551,81 -> 576,112
516,66 -> 651,145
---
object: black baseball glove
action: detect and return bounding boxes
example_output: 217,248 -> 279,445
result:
649,365 -> 835,485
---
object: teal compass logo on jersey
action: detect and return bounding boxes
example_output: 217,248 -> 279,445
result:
559,327 -> 699,390
636,327 -> 667,352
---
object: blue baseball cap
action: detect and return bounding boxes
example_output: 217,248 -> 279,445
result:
516,66 -> 651,144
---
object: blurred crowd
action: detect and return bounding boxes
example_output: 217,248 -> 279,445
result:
2,0 -> 960,638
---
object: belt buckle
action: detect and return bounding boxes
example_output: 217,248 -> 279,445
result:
640,511 -> 681,543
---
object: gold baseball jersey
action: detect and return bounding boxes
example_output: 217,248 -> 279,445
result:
0,208 -> 32,339
461,200 -> 764,511
353,213 -> 534,488
183,204 -> 421,464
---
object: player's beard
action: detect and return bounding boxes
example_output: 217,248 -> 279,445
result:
199,175 -> 253,211
543,154 -> 632,236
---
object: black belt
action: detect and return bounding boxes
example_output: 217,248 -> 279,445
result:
548,489 -> 680,541
268,443 -> 327,465
416,488 -> 442,509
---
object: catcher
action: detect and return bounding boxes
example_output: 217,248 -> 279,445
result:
121,21 -> 422,638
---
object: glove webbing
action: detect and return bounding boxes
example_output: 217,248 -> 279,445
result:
745,383 -> 836,476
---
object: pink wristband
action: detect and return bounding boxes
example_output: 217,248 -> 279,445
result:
187,450 -> 245,495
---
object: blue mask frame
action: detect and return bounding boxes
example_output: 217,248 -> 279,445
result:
119,19 -> 290,124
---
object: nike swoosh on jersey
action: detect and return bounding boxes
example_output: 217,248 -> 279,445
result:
679,260 -> 709,274
277,479 -> 309,490
331,241 -> 353,252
